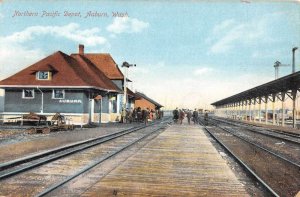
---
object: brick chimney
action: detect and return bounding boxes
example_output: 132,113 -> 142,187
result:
79,44 -> 84,55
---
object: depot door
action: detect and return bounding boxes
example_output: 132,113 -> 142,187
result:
89,99 -> 95,123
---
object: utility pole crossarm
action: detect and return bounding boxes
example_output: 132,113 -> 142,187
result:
274,61 -> 290,79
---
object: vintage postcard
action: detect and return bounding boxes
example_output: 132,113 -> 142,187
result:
0,0 -> 299,196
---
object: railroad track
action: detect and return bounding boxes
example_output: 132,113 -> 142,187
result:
209,117 -> 300,165
199,118 -> 300,197
211,116 -> 300,144
213,116 -> 300,138
0,124 -> 149,179
208,118 -> 300,165
0,119 -> 171,196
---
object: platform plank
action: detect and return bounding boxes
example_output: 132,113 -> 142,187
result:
82,124 -> 249,196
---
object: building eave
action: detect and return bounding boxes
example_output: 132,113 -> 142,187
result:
0,85 -> 120,93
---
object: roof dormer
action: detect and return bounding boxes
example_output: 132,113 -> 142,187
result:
36,71 -> 52,80
31,64 -> 57,80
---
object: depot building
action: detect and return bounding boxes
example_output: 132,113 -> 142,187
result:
0,45 -> 143,125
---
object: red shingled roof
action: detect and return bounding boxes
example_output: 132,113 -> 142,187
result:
71,54 -> 121,91
79,53 -> 124,80
127,88 -> 141,99
0,51 -> 121,92
30,63 -> 58,73
135,91 -> 163,108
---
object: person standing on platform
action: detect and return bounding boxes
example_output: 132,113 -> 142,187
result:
187,110 -> 192,124
121,108 -> 126,123
132,108 -> 137,122
142,108 -> 150,125
128,108 -> 133,123
137,107 -> 142,122
157,109 -> 162,119
204,112 -> 209,126
150,109 -> 154,120
193,109 -> 199,124
179,109 -> 185,124
173,107 -> 179,123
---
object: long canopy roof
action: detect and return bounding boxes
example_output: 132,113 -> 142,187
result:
211,71 -> 300,106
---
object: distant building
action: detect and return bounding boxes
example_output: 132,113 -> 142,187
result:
134,91 -> 163,111
0,46 -> 126,124
126,88 -> 140,109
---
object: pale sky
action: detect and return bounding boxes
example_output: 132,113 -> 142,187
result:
0,0 -> 299,109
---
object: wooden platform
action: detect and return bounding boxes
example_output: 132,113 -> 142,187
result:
82,123 -> 249,196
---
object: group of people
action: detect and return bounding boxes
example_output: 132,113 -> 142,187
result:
172,108 -> 201,125
121,107 -> 163,125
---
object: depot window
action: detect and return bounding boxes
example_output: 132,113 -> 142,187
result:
36,71 -> 51,80
109,95 -> 117,113
52,89 -> 65,99
22,89 -> 34,99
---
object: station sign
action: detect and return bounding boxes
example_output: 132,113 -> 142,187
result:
59,99 -> 82,104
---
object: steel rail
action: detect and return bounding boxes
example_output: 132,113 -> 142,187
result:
211,117 -> 300,145
201,123 -> 280,197
36,125 -> 168,197
212,116 -> 300,139
226,117 -> 300,138
0,122 -> 162,180
214,116 -> 300,138
208,119 -> 300,168
0,126 -> 140,170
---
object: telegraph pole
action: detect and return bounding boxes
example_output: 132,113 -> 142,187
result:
292,47 -> 298,73
292,47 -> 298,128
121,61 -> 136,123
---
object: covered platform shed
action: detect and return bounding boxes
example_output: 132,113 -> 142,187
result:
211,71 -> 300,128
